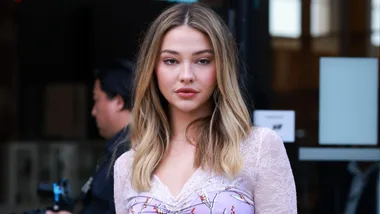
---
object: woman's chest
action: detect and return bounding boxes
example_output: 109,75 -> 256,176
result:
126,172 -> 255,213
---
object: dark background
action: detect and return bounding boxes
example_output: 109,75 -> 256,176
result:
0,0 -> 379,213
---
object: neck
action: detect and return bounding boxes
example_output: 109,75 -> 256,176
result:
169,105 -> 212,143
108,111 -> 131,139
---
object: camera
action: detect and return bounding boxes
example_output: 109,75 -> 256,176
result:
37,178 -> 74,212
13,178 -> 74,214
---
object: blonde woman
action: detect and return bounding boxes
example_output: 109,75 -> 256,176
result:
114,3 -> 297,213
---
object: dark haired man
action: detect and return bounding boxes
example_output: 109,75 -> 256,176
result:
47,59 -> 134,214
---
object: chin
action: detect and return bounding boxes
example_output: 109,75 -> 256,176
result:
175,104 -> 208,115
171,103 -> 196,113
171,99 -> 212,115
176,107 -> 197,113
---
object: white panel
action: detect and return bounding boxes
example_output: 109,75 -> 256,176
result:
319,57 -> 378,145
253,110 -> 295,143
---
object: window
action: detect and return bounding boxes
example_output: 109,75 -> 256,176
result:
269,0 -> 302,38
311,0 -> 331,37
372,0 -> 380,46
270,0 -> 332,38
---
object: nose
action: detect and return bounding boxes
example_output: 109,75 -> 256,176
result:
179,62 -> 195,83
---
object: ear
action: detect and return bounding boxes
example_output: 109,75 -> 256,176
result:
114,94 -> 125,111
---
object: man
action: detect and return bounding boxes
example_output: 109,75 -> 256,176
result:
47,59 -> 134,214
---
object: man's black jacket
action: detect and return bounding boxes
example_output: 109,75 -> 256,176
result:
80,127 -> 129,214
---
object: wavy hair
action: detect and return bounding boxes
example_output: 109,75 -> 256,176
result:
130,3 -> 252,192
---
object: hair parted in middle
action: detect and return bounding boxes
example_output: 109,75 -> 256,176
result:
130,2 -> 252,192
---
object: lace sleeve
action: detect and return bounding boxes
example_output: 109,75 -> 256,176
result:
253,129 -> 297,214
113,151 -> 133,214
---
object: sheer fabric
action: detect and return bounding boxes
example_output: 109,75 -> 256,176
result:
114,127 -> 297,213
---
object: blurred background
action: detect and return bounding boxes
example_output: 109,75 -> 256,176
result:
0,0 -> 379,213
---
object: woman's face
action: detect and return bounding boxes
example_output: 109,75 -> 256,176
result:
155,25 -> 217,115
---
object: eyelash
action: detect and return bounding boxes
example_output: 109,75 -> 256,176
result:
163,58 -> 178,65
197,59 -> 211,65
163,58 -> 211,65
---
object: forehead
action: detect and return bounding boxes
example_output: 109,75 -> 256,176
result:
160,25 -> 213,52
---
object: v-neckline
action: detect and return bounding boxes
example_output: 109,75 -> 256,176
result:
153,167 -> 202,200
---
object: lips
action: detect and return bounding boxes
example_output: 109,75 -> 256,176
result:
175,87 -> 198,98
175,88 -> 198,93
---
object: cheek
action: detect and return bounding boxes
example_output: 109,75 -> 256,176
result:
156,68 -> 172,92
203,67 -> 217,88
97,101 -> 113,117
95,103 -> 105,118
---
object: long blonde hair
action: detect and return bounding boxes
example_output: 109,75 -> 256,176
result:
131,3 -> 252,192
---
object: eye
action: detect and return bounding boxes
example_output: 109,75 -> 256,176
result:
196,58 -> 211,65
163,58 -> 178,65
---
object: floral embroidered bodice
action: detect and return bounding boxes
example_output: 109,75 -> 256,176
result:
114,127 -> 297,213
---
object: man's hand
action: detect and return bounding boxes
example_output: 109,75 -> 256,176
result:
45,211 -> 72,214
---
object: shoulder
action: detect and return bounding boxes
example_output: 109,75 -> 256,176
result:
114,149 -> 135,176
242,126 -> 282,148
251,126 -> 280,139
115,149 -> 134,166
241,126 -> 284,164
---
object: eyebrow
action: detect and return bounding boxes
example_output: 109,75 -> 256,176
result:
160,49 -> 214,56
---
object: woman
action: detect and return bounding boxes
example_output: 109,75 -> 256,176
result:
114,3 -> 297,213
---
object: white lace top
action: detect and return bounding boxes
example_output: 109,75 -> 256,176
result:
114,127 -> 297,213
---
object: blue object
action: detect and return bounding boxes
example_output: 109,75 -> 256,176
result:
53,183 -> 62,202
